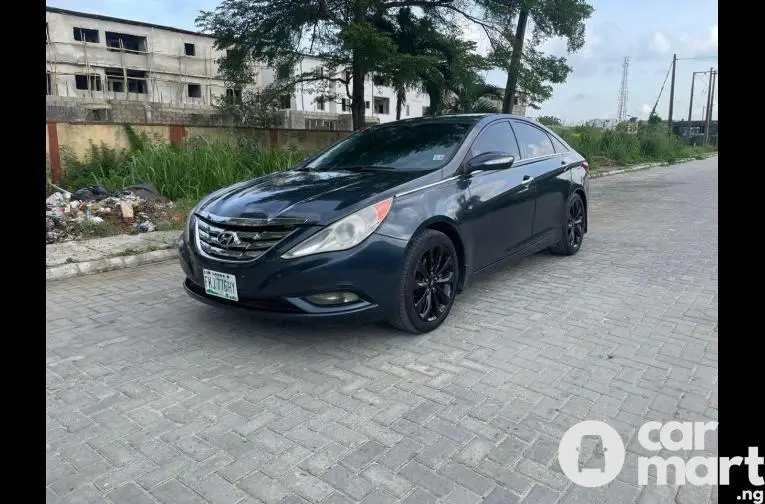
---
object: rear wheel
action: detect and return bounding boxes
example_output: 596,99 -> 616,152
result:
389,229 -> 459,334
550,192 -> 586,255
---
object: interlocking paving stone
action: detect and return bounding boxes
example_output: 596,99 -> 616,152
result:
47,158 -> 718,503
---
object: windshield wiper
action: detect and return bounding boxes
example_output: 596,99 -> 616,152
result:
332,165 -> 397,172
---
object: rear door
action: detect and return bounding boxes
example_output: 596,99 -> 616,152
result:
510,120 -> 571,239
461,120 -> 536,269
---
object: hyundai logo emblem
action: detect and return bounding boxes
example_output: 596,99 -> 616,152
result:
217,231 -> 240,247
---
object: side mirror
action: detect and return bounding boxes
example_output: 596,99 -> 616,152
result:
466,151 -> 515,172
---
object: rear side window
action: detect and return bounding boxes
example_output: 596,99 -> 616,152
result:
469,121 -> 520,158
511,121 -> 555,159
549,134 -> 569,153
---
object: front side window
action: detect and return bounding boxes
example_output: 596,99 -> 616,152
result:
469,121 -> 520,159
307,121 -> 476,172
511,121 -> 556,159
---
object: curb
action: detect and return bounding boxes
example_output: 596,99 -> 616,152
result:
47,248 -> 178,282
589,153 -> 717,179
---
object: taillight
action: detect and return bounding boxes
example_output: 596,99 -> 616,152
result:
582,161 -> 590,173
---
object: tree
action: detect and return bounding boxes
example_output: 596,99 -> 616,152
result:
372,8 -> 439,121
197,0 -> 479,130
213,83 -> 282,128
536,115 -> 561,126
481,0 -> 594,113
648,111 -> 662,125
443,71 -> 503,113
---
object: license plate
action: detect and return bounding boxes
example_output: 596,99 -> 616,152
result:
203,269 -> 239,301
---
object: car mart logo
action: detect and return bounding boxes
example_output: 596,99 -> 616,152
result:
558,420 -> 764,491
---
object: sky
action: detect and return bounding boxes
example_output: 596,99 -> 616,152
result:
47,0 -> 718,123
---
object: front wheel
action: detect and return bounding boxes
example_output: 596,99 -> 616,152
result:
550,192 -> 586,255
389,229 -> 459,334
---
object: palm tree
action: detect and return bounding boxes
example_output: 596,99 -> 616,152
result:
444,73 -> 504,114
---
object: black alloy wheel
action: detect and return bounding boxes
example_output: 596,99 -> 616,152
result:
390,229 -> 459,334
550,192 -> 586,256
413,243 -> 456,322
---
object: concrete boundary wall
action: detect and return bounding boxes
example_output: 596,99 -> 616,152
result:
46,121 -> 349,182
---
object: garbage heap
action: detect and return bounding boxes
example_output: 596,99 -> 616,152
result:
46,183 -> 175,244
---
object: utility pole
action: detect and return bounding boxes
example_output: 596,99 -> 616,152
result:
667,53 -> 677,136
687,72 -> 696,144
704,67 -> 714,144
706,70 -> 717,146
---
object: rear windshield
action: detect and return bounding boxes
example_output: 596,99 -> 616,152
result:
307,121 -> 475,172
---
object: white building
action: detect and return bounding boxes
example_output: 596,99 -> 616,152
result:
45,7 -> 429,129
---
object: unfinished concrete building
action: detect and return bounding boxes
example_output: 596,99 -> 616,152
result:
45,7 -> 436,129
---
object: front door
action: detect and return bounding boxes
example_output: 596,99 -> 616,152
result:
461,120 -> 537,270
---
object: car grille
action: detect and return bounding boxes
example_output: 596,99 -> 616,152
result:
194,214 -> 303,262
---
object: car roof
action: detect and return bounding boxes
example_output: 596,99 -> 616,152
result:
373,113 -> 534,128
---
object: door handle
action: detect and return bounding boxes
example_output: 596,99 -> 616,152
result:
522,175 -> 534,184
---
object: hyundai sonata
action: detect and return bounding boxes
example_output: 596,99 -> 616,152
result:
179,113 -> 589,333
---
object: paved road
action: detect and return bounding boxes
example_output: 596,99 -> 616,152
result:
47,157 -> 718,504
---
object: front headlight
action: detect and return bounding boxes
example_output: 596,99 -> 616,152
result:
282,198 -> 393,259
184,208 -> 196,241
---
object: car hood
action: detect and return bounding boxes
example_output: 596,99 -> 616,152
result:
196,169 -> 425,225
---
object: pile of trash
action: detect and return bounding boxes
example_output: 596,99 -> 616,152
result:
46,183 -> 175,244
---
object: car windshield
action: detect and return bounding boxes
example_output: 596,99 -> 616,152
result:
306,121 -> 475,172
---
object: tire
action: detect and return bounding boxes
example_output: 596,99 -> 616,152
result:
550,192 -> 586,256
389,229 -> 460,334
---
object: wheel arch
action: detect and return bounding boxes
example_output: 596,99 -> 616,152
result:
573,187 -> 588,233
412,217 -> 468,291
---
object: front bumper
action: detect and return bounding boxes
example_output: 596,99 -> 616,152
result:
178,229 -> 408,325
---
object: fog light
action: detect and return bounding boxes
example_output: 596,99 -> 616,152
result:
306,292 -> 360,305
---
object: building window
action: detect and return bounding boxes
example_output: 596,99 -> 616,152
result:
105,68 -> 147,94
277,64 -> 291,81
278,94 -> 291,109
75,74 -> 102,91
315,66 -> 324,77
225,88 -> 242,104
105,31 -> 147,54
374,97 -> 389,115
184,43 -> 195,56
341,98 -> 348,112
46,72 -> 51,95
188,84 -> 202,98
513,96 -> 519,105
373,75 -> 389,87
406,105 -> 410,116
365,101 -> 370,109
73,27 -> 99,43
46,23 -> 49,42
316,97 -> 325,111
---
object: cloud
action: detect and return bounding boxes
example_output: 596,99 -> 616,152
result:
649,33 -> 671,55
679,24 -> 718,57
641,104 -> 652,118
572,92 -> 588,101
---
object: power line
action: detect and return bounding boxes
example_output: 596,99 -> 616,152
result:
650,59 -> 673,117
676,56 -> 718,61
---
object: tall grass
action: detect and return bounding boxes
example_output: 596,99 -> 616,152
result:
556,124 -> 715,170
60,132 -> 312,201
